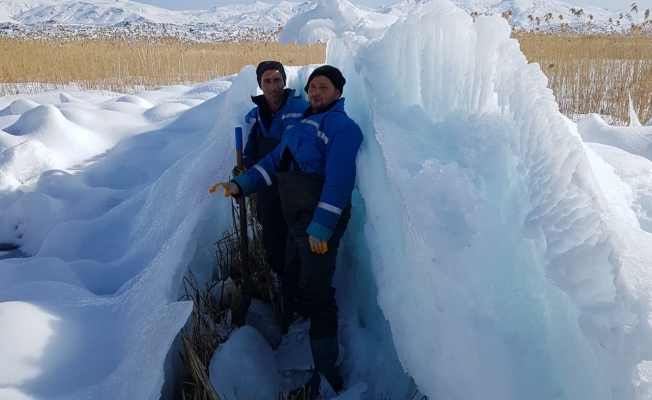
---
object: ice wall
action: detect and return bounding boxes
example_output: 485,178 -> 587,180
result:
279,0 -> 397,49
295,0 -> 652,398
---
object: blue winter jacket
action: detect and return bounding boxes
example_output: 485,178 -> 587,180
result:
234,98 -> 363,241
243,89 -> 308,168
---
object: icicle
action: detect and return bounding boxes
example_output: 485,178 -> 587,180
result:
629,93 -> 642,126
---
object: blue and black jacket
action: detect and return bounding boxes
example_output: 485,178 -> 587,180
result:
243,88 -> 308,168
233,98 -> 363,241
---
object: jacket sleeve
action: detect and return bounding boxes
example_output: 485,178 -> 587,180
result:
232,136 -> 284,196
307,118 -> 363,241
242,109 -> 258,169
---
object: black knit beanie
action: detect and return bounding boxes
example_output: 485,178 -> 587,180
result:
256,61 -> 286,88
304,65 -> 346,94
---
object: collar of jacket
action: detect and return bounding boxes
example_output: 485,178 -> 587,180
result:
303,97 -> 346,119
251,88 -> 293,110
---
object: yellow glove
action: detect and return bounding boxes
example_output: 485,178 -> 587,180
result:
231,166 -> 247,177
209,182 -> 240,197
309,235 -> 328,254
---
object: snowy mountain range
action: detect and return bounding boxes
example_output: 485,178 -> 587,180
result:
0,0 -> 635,27
0,0 -> 314,27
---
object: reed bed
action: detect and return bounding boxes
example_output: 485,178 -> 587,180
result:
0,38 -> 326,94
2,33 -> 652,124
514,32 -> 652,124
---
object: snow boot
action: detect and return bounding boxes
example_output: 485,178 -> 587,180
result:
311,337 -> 344,393
287,371 -> 321,400
280,310 -> 297,335
287,337 -> 343,399
280,293 -> 304,335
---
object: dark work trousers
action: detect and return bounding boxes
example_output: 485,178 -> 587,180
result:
277,171 -> 352,341
254,137 -> 288,277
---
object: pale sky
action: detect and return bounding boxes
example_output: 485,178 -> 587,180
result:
134,0 -> 652,11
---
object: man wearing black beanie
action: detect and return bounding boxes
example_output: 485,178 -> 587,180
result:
234,61 -> 308,318
212,65 -> 363,398
304,65 -> 346,97
256,60 -> 287,88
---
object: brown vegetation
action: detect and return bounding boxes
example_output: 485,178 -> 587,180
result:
0,38 -> 326,94
1,31 -> 651,124
514,32 -> 652,124
179,196 -> 303,400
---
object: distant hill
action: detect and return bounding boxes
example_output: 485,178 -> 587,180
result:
0,0 -> 640,39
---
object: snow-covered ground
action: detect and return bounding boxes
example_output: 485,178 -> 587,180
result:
2,0 -> 652,399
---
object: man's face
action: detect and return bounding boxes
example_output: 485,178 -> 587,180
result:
260,69 -> 284,105
307,75 -> 341,113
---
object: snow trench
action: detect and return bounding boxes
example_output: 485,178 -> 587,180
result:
1,0 -> 651,398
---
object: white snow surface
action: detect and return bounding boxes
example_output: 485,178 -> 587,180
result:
0,0 -> 50,23
209,325 -> 282,400
279,0 -> 398,47
2,0 -> 652,399
579,113 -> 652,162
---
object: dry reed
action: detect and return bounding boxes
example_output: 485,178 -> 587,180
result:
178,271 -> 230,400
178,194 -> 283,400
0,38 -> 325,94
3,32 -> 650,125
514,32 -> 652,124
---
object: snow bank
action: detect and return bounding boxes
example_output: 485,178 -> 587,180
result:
579,113 -> 652,162
0,73 -> 253,398
279,0 -> 397,48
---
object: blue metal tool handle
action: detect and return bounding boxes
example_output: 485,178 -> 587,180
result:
235,127 -> 243,150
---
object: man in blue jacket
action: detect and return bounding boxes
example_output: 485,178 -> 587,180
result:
211,65 -> 363,397
237,61 -> 308,316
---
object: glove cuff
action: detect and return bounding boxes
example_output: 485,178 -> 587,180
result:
307,221 -> 333,242
231,174 -> 252,197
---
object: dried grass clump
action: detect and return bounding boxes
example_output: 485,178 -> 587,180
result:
178,195 -> 281,400
513,32 -> 652,124
178,195 -> 403,399
226,195 -> 279,313
178,272 -> 229,400
0,38 -> 326,95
